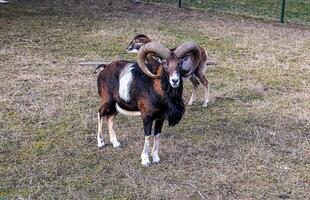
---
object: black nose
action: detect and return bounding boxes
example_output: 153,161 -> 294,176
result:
172,78 -> 179,83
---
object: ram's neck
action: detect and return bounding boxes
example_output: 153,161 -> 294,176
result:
152,65 -> 164,97
163,83 -> 185,127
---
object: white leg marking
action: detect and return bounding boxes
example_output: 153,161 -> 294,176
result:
97,113 -> 105,147
119,63 -> 135,102
152,134 -> 161,163
141,136 -> 151,167
188,85 -> 198,105
202,83 -> 210,107
110,137 -> 121,148
188,77 -> 198,105
97,138 -> 105,148
107,114 -> 121,148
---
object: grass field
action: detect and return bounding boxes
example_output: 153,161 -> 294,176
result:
147,0 -> 310,25
1,0 -> 310,199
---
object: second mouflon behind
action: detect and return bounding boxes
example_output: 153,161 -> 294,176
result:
126,34 -> 215,107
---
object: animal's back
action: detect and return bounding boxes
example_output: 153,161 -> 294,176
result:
97,60 -> 129,98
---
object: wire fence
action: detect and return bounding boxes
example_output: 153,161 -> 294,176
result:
146,0 -> 310,25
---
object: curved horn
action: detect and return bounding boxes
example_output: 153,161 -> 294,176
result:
174,42 -> 201,77
137,42 -> 171,78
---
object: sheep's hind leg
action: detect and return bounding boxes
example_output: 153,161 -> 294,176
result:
106,113 -> 121,148
203,84 -> 210,107
188,76 -> 199,106
97,112 -> 105,147
197,74 -> 210,107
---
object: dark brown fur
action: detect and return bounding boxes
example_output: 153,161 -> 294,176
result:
97,59 -> 184,136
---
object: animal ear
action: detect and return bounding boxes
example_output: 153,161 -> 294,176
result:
161,59 -> 169,70
125,41 -> 134,51
153,57 -> 162,64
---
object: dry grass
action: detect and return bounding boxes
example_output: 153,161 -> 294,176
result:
1,0 -> 309,199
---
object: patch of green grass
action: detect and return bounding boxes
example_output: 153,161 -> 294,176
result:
249,68 -> 310,93
100,35 -> 131,58
161,24 -> 240,62
0,189 -> 31,199
147,0 -> 310,24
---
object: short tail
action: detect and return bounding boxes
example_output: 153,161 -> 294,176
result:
206,59 -> 216,65
94,64 -> 106,74
190,75 -> 200,86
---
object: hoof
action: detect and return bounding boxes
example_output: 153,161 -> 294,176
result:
97,140 -> 105,148
152,153 -> 160,163
111,140 -> 121,148
141,154 -> 150,167
152,158 -> 160,164
114,145 -> 122,150
141,162 -> 150,167
141,160 -> 150,167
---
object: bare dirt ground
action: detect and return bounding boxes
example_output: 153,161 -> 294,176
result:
1,0 -> 309,199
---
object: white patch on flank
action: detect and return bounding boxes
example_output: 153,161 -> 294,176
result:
152,134 -> 161,163
141,136 -> 151,167
115,104 -> 141,116
119,63 -> 135,102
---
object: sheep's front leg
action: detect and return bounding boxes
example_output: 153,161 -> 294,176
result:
152,119 -> 164,163
141,117 -> 153,167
